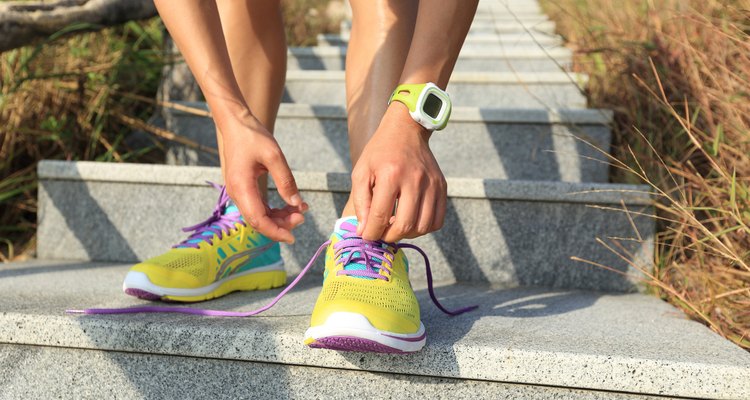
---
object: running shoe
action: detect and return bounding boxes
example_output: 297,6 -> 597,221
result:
74,215 -> 474,354
121,183 -> 285,302
303,217 -> 474,353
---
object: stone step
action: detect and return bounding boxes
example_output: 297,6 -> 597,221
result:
469,17 -> 552,32
476,8 -> 545,17
446,20 -> 554,34
282,70 -> 587,109
1,259 -> 748,399
469,12 -> 551,23
477,1 -> 544,15
472,14 -> 550,22
316,32 -> 564,49
288,46 -> 571,72
475,12 -> 547,21
38,161 -> 652,292
165,102 -> 611,182
1,344 -> 658,400
340,19 -> 555,36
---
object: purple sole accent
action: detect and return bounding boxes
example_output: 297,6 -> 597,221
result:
308,336 -> 412,354
383,331 -> 427,342
124,288 -> 162,301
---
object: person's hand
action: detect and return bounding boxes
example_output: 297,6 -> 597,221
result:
351,103 -> 447,242
221,114 -> 307,244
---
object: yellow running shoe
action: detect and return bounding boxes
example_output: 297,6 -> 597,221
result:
73,215 -> 473,353
303,217 -> 476,353
122,183 -> 285,302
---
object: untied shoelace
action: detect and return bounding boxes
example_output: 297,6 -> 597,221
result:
67,224 -> 478,317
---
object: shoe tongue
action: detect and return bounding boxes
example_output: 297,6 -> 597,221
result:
333,216 -> 358,237
179,199 -> 241,248
333,216 -> 384,280
223,199 -> 240,216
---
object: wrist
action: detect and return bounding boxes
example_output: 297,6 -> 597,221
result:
211,102 -> 264,139
383,101 -> 432,144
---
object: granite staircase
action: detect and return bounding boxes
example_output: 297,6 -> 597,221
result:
2,0 -> 749,398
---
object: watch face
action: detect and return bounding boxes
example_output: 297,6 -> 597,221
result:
423,93 -> 443,119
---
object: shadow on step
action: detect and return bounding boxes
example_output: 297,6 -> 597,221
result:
40,173 -> 139,262
67,270 -> 308,399
0,261 -> 123,279
418,283 -> 600,321
338,283 -> 601,374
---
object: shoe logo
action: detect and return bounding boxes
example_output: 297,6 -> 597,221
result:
216,242 -> 275,279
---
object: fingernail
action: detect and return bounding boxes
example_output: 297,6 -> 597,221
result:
301,202 -> 309,213
290,194 -> 302,206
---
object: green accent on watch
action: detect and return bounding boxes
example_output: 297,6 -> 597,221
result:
389,83 -> 426,113
389,82 -> 452,131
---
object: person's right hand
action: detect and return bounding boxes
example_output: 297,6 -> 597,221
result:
221,115 -> 307,244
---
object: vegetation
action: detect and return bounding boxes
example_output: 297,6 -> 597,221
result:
0,19 -> 167,261
0,1 -> 341,262
540,0 -> 750,349
282,0 -> 344,46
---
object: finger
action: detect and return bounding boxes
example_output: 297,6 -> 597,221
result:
431,181 -> 448,231
231,177 -> 295,244
382,189 -> 420,243
269,205 -> 305,229
361,179 -> 398,241
415,190 -> 437,237
351,170 -> 373,236
270,215 -> 304,230
264,145 -> 303,207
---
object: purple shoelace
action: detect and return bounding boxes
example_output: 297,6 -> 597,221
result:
175,182 -> 241,249
67,223 -> 477,317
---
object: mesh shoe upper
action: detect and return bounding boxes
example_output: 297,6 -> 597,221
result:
129,184 -> 281,289
309,218 -> 421,334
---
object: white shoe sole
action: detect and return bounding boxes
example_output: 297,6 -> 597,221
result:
304,312 -> 426,353
122,260 -> 285,299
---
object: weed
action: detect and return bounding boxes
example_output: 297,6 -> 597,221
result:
541,0 -> 750,348
0,18 -> 167,261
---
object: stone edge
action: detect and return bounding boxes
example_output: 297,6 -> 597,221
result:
167,102 -> 613,125
37,161 -> 652,205
0,302 -> 746,399
286,70 -> 588,84
318,33 -> 563,44
289,46 -> 572,59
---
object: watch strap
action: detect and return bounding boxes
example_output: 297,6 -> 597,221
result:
388,83 -> 427,112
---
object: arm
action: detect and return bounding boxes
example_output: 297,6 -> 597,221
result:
153,0 -> 305,244
399,1 -> 478,87
352,1 -> 479,241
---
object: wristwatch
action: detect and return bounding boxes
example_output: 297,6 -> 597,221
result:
388,82 -> 452,131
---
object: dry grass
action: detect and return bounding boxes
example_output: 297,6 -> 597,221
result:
540,0 -> 750,348
283,0 -> 344,46
0,19 -> 167,262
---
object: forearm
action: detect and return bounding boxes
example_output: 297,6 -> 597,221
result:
382,1 -> 478,141
399,1 -> 478,87
154,0 -> 253,133
347,1 -> 477,239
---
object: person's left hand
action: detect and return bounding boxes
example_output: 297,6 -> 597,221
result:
351,102 -> 448,242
